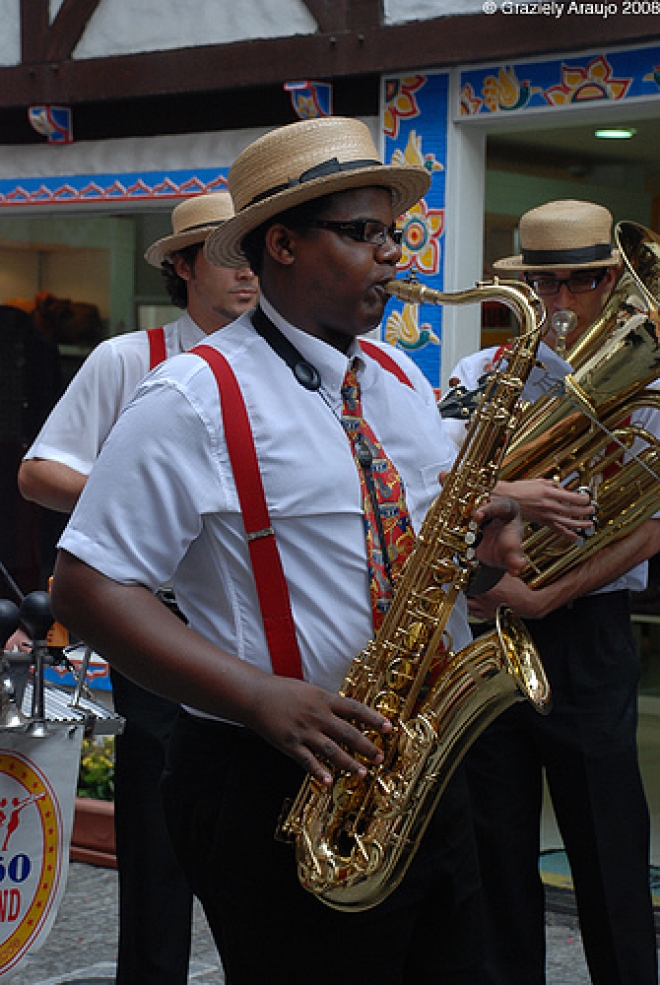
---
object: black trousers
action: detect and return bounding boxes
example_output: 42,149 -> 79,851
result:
466,592 -> 658,985
161,712 -> 484,985
111,670 -> 194,985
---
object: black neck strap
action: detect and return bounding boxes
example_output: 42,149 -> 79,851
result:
251,307 -> 321,391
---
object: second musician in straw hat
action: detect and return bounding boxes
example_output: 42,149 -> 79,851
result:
52,115 -> 528,984
450,199 -> 660,984
19,190 -> 258,985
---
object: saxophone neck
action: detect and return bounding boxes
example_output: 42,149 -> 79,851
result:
385,274 -> 546,350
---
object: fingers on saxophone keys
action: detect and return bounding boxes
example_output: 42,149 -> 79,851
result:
305,738 -> 377,786
310,704 -> 391,784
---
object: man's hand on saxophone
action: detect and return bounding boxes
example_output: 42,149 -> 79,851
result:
472,494 -> 527,579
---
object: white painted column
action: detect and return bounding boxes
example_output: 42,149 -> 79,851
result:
441,69 -> 487,391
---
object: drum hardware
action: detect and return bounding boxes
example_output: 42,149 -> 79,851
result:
19,591 -> 54,737
70,644 -> 94,708
0,559 -> 24,605
0,599 -> 30,730
1,593 -> 123,737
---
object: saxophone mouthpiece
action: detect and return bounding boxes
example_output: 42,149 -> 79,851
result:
384,276 -> 421,304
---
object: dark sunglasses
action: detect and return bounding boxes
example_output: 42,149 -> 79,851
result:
525,271 -> 607,297
302,219 -> 403,246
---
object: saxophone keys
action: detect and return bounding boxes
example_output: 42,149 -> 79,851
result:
405,621 -> 430,651
415,584 -> 443,611
385,657 -> 416,690
353,834 -> 382,872
353,728 -> 386,769
374,690 -> 401,719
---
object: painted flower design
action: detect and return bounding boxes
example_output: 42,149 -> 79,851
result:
545,56 -> 631,105
383,76 -> 426,139
398,201 -> 444,276
459,82 -> 483,116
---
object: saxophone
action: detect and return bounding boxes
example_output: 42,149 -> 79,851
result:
277,276 -> 552,912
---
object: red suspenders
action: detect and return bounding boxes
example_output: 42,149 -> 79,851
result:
194,345 -> 304,679
193,340 -> 413,679
147,326 -> 167,369
359,339 -> 413,388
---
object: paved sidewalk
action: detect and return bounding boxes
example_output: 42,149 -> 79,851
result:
10,863 -> 224,985
6,861 -> 646,984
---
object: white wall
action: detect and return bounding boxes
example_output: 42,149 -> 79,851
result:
0,0 -> 479,67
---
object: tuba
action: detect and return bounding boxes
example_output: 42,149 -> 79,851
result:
277,276 -> 552,912
498,221 -> 660,588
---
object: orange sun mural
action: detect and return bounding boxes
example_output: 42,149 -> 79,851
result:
545,55 -> 631,105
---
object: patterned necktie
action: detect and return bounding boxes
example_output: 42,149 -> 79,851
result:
341,362 -> 415,630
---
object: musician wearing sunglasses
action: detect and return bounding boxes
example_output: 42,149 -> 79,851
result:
449,200 -> 660,985
524,266 -> 616,351
50,117 -> 529,985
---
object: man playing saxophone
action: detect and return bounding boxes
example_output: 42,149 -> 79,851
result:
450,199 -> 660,985
49,117 -> 529,985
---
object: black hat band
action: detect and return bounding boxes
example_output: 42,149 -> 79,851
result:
246,157 -> 383,208
522,243 -> 612,265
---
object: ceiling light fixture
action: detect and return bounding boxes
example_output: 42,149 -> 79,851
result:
594,127 -> 637,139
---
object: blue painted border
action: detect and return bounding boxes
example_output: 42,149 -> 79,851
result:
0,169 -> 228,207
459,43 -> 660,118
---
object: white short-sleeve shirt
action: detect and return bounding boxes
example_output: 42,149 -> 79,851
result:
25,312 -> 205,475
60,297 -> 471,704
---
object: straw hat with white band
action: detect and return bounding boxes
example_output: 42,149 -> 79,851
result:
493,199 -> 621,273
205,117 -> 431,269
145,191 -> 235,268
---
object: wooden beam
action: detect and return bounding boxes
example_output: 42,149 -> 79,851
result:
46,0 -> 103,62
299,0 -> 383,32
20,0 -> 49,64
3,11 -> 659,111
347,0 -> 383,31
300,0 -> 346,33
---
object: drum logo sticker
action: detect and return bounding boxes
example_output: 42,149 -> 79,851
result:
0,751 -> 63,976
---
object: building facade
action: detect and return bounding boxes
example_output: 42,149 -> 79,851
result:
2,0 -> 660,889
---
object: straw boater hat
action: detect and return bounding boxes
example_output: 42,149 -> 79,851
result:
145,191 -> 235,268
205,116 -> 431,268
492,199 -> 621,272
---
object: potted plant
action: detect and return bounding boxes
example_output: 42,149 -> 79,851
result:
71,735 -> 116,868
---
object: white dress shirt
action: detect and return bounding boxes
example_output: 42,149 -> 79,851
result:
24,312 -> 205,475
60,296 -> 471,707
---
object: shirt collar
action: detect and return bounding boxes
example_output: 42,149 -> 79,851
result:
259,295 -> 365,396
180,310 -> 207,351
